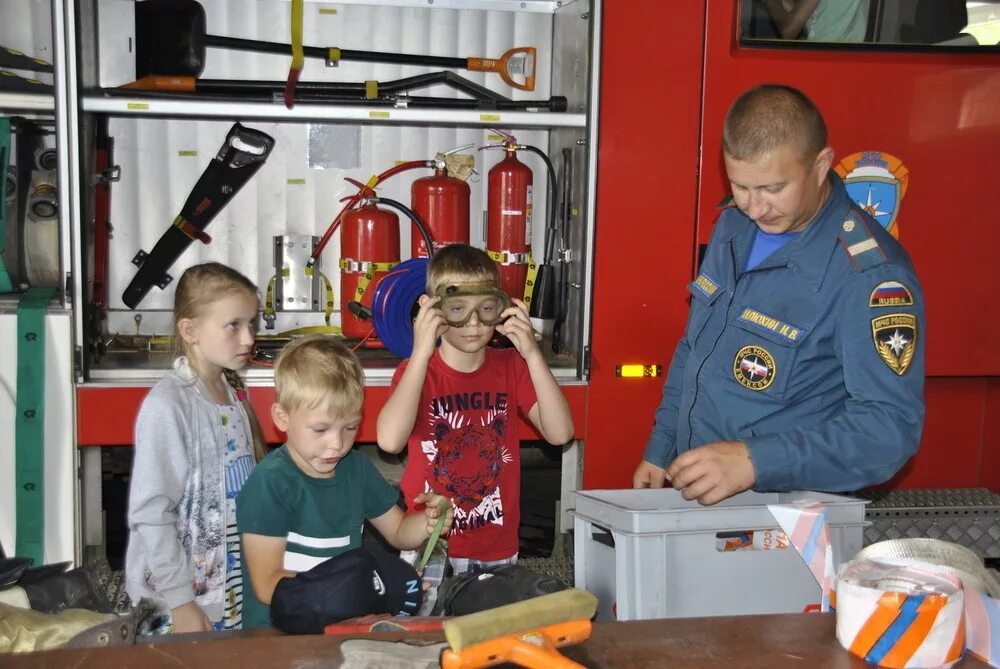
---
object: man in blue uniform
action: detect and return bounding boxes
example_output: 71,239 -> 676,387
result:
633,84 -> 924,505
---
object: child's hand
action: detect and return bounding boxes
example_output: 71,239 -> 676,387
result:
171,601 -> 212,633
414,492 -> 454,536
496,298 -> 541,361
412,296 -> 448,362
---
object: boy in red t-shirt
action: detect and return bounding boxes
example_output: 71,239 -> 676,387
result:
377,244 -> 574,574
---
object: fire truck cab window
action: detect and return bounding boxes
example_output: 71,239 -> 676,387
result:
741,1 -> 1000,48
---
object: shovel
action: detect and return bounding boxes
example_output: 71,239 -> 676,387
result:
135,0 -> 537,91
118,71 -> 566,111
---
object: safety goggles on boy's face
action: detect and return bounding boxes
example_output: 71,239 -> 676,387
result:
433,281 -> 511,327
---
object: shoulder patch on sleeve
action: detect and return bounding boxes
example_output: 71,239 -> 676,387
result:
871,313 -> 917,375
869,280 -> 914,308
838,215 -> 887,271
692,272 -> 720,298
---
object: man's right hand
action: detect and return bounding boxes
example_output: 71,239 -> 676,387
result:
171,601 -> 212,633
632,460 -> 668,488
412,295 -> 447,362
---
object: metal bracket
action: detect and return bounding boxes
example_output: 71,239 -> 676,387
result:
273,235 -> 322,313
154,272 -> 173,290
97,164 -> 121,184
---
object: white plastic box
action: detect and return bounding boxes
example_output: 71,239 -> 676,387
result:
570,489 -> 867,621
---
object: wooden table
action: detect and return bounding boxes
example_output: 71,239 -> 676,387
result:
3,613 -> 990,668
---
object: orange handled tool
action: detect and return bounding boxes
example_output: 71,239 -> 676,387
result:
467,46 -> 537,91
440,618 -> 591,669
136,1 -> 540,90
440,589 -> 598,669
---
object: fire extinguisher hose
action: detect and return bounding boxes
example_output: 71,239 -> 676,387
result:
520,145 -> 558,264
308,160 -> 432,268
520,144 -> 561,324
371,257 -> 430,358
375,197 -> 435,262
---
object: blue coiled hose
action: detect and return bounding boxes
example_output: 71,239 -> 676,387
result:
372,257 -> 429,358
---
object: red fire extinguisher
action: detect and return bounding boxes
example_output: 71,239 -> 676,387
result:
411,157 -> 470,258
483,131 -> 532,301
340,196 -> 400,340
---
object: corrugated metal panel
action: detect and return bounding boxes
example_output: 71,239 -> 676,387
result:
0,0 -> 55,86
102,1 -> 556,334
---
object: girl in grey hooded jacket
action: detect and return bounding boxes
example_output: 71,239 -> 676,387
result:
125,262 -> 266,632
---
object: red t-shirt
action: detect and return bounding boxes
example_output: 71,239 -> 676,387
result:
393,348 -> 538,561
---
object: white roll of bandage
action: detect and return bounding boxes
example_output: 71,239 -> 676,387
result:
835,558 -> 966,668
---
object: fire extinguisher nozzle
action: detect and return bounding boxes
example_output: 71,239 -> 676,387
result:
347,300 -> 373,321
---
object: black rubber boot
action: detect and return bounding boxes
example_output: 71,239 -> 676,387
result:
22,567 -> 115,614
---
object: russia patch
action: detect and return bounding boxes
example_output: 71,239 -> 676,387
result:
869,281 -> 914,308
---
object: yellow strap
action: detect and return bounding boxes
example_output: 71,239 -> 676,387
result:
321,271 -> 335,325
523,252 -> 538,307
327,47 -> 341,63
290,0 -> 305,70
355,268 -> 375,302
365,80 -> 379,100
263,275 -> 277,319
337,258 -> 398,303
486,250 -> 535,305
356,263 -> 398,302
147,336 -> 174,350
265,325 -> 343,338
338,258 -> 397,273
486,248 -> 530,266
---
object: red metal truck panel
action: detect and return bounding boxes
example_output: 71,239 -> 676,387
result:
698,0 -> 1000,376
77,384 -> 588,447
584,0 -> 705,488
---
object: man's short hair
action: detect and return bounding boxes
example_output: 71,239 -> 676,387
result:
425,244 -> 501,295
722,84 -> 828,162
274,335 -> 364,416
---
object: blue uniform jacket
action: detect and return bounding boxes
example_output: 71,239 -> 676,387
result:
643,174 -> 925,491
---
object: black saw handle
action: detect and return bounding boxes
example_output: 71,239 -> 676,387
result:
121,123 -> 275,309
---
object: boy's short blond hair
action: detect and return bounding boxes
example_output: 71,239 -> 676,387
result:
274,336 -> 364,416
426,244 -> 501,295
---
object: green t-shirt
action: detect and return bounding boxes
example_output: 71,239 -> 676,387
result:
235,445 -> 399,629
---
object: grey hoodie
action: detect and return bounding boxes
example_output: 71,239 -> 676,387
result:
125,357 -> 253,622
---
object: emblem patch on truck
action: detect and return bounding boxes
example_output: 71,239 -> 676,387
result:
733,345 -> 776,391
834,151 -> 910,240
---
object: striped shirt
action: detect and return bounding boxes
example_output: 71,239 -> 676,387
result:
236,446 -> 399,629
216,404 -> 254,630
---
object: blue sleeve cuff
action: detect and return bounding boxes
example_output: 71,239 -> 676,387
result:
744,435 -> 792,492
642,435 -> 674,469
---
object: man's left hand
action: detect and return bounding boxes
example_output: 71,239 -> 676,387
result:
666,440 -> 756,506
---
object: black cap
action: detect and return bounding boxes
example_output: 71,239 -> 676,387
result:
270,546 -> 423,634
